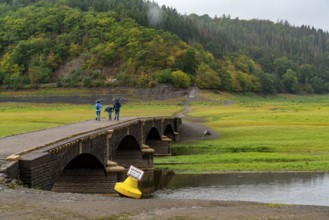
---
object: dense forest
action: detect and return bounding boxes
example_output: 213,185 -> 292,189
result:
0,0 -> 329,94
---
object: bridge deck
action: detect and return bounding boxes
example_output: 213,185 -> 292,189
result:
0,117 -> 137,168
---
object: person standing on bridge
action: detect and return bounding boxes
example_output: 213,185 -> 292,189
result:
113,99 -> 121,120
94,100 -> 103,121
104,106 -> 113,120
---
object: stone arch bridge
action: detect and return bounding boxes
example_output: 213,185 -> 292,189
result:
0,117 -> 181,195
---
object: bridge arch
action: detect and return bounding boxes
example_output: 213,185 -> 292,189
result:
117,135 -> 140,151
62,153 -> 105,171
164,124 -> 175,140
145,126 -> 171,156
112,135 -> 144,169
147,127 -> 161,140
51,153 -> 109,193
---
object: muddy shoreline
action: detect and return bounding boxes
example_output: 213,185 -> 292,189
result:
0,183 -> 329,220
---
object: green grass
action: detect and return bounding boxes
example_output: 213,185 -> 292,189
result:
0,98 -> 182,138
0,102 -> 91,137
155,91 -> 329,172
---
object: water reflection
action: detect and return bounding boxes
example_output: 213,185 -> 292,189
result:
154,172 -> 329,206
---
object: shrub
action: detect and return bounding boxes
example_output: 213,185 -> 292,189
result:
171,70 -> 191,88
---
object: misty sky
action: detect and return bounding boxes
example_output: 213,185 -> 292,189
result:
154,0 -> 329,32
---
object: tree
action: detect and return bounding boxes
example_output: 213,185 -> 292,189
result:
28,65 -> 41,85
274,56 -> 297,79
8,67 -> 24,90
298,64 -> 317,83
236,71 -> 261,92
218,58 -> 237,91
195,63 -> 221,89
171,70 -> 191,88
0,71 -> 5,85
46,51 -> 60,69
282,69 -> 299,93
310,76 -> 327,93
256,71 -> 277,93
182,47 -> 198,75
155,68 -> 172,84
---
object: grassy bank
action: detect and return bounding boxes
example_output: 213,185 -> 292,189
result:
0,87 -> 183,137
0,101 -> 182,137
155,91 -> 329,172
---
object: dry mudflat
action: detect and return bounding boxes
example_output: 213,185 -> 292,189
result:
1,182 -> 329,220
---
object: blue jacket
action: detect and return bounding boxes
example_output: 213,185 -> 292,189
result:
95,103 -> 102,111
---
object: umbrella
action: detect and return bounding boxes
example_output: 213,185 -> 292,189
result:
95,98 -> 104,103
112,96 -> 124,102
104,106 -> 113,112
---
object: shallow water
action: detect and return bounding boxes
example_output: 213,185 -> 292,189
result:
154,172 -> 329,206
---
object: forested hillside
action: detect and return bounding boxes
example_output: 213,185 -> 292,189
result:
1,0 -> 329,94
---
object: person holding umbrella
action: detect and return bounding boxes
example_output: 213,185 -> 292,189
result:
94,100 -> 103,121
104,105 -> 113,120
113,99 -> 121,120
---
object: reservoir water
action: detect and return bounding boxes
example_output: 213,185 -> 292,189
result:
154,172 -> 329,206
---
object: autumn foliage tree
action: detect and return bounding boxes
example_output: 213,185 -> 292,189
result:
0,0 -> 329,93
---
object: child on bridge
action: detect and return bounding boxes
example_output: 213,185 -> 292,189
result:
104,106 -> 113,120
94,101 -> 103,121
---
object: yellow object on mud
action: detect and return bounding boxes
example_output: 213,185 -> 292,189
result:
114,176 -> 142,199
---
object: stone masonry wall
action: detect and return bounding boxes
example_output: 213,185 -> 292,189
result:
19,152 -> 52,189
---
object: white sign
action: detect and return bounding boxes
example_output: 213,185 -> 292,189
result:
127,165 -> 144,181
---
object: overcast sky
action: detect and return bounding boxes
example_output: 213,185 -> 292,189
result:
154,0 -> 329,32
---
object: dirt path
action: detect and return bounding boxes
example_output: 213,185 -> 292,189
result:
176,87 -> 219,142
